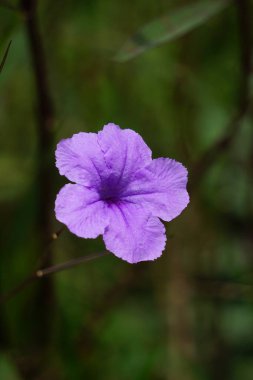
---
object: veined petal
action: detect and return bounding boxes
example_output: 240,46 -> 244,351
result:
123,158 -> 189,222
103,202 -> 166,264
55,132 -> 107,187
55,184 -> 109,238
97,123 -> 152,187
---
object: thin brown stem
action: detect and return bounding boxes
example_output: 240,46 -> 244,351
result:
19,0 -> 55,343
0,244 -> 107,305
38,226 -> 65,268
0,227 -> 63,305
0,274 -> 37,305
36,252 -> 108,278
0,40 -> 12,74
235,0 -> 252,108
20,0 -> 55,248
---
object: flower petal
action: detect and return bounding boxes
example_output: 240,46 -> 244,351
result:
97,123 -> 152,187
103,202 -> 166,263
123,158 -> 189,222
55,184 -> 109,238
55,132 -> 107,187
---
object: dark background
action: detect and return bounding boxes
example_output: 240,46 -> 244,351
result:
0,0 -> 253,379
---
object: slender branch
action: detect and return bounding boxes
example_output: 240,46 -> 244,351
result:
36,252 -> 108,278
190,0 -> 252,189
38,226 -> 65,268
0,227 -> 63,305
20,0 -> 54,132
0,40 -> 12,74
0,274 -> 37,305
20,0 -> 55,246
0,245 -> 107,305
19,0 -> 55,342
235,0 -> 252,108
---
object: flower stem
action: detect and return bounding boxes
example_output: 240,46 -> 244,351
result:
0,234 -> 107,305
36,252 -> 108,278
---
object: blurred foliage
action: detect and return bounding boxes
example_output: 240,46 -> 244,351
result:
115,0 -> 230,62
0,0 -> 253,379
0,353 -> 21,380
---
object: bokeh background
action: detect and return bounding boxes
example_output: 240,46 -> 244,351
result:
0,0 -> 253,379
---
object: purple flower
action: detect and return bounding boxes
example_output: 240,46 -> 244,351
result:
55,123 -> 189,263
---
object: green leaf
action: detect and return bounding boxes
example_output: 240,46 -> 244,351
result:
0,40 -> 12,74
114,0 -> 230,62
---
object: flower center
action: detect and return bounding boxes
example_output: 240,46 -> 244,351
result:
99,180 -> 122,203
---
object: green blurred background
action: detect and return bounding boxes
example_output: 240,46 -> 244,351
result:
0,0 -> 253,379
